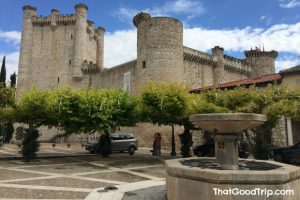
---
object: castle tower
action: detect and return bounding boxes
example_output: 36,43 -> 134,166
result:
244,49 -> 278,76
133,12 -> 184,92
17,5 -> 36,96
73,3 -> 88,79
95,26 -> 105,69
211,46 -> 225,85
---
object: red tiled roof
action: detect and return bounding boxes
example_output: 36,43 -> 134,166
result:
191,73 -> 282,93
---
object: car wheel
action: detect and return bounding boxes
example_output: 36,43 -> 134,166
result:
274,154 -> 283,162
128,146 -> 135,155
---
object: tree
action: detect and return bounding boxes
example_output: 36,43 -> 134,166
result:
0,86 -> 16,144
16,88 -> 53,160
0,56 -> 6,87
139,83 -> 189,156
202,85 -> 300,159
47,87 -> 138,157
10,72 -> 16,87
139,82 -> 228,157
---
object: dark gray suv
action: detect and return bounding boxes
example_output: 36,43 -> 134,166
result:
85,133 -> 138,155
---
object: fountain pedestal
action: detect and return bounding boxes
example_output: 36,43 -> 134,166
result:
215,134 -> 239,170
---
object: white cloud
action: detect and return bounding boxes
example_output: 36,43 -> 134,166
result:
183,23 -> 300,55
114,0 -> 205,22
275,56 -> 300,71
104,29 -> 137,67
0,30 -> 21,45
103,22 -> 300,71
0,51 -> 19,81
279,0 -> 300,8
2,22 -> 300,75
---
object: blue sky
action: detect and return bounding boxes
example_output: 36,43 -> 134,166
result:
1,0 -> 300,78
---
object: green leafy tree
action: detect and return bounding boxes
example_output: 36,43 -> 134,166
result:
139,83 -> 190,156
16,88 -> 54,160
202,85 -> 300,159
139,83 -> 228,157
0,86 -> 16,144
10,72 -> 16,87
48,87 -> 137,157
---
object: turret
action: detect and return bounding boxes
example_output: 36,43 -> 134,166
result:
50,9 -> 59,30
211,46 -> 225,85
133,12 -> 184,90
73,3 -> 88,80
17,5 -> 36,96
245,48 -> 278,76
95,26 -> 105,69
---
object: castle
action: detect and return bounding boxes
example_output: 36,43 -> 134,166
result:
16,3 -> 282,147
17,3 -> 278,97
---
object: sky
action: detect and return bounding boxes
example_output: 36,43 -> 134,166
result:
0,0 -> 300,78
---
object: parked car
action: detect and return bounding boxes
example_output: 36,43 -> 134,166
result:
272,141 -> 300,163
85,133 -> 138,155
193,139 -> 250,158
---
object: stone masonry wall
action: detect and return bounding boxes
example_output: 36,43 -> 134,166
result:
272,116 -> 288,147
184,60 -> 214,89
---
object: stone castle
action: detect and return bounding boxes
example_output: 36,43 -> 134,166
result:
17,3 -> 278,97
16,3 -> 281,147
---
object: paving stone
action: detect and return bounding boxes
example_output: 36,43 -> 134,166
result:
27,163 -> 108,174
82,171 -> 149,183
130,166 -> 166,178
0,169 -> 44,180
0,187 -> 88,199
10,177 -> 112,189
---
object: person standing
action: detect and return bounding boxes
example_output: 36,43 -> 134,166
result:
153,132 -> 162,157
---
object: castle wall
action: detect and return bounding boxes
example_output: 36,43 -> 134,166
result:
30,24 -> 76,89
184,60 -> 214,89
222,70 -> 249,83
91,60 -> 137,92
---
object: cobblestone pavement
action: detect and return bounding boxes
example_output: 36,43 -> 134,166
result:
0,148 -> 175,199
0,143 -> 88,159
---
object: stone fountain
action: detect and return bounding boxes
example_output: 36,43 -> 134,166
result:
165,113 -> 300,200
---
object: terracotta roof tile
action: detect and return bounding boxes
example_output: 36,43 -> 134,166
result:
191,73 -> 281,93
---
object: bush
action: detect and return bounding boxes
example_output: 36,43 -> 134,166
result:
21,129 -> 40,161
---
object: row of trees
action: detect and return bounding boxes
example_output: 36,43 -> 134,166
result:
0,56 -> 16,145
1,81 -> 300,161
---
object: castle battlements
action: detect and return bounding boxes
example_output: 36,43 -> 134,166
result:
224,55 -> 252,75
183,47 -> 217,66
82,60 -> 100,75
32,14 -> 76,26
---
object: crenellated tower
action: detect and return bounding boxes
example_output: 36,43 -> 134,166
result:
245,48 -> 278,76
73,3 -> 88,79
17,5 -> 36,96
17,3 -> 105,97
133,12 -> 184,92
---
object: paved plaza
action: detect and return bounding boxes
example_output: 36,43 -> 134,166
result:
0,144 -> 174,199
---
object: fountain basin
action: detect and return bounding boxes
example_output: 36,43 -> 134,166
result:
166,157 -> 300,200
190,113 -> 266,133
